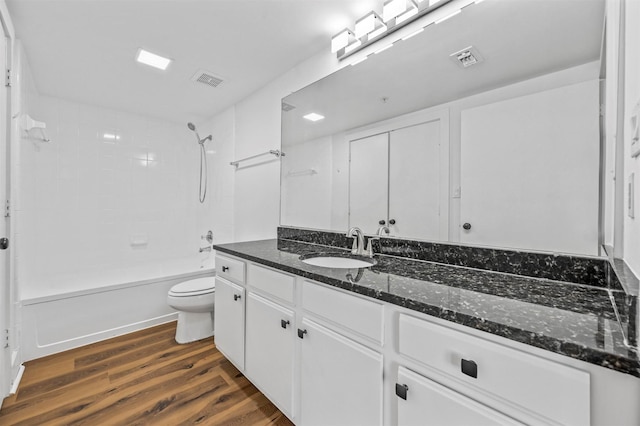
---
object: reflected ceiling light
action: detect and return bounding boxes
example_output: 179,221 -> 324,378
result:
435,8 -> 461,23
402,27 -> 424,40
103,133 -> 120,141
303,113 -> 325,122
383,0 -> 417,22
135,48 -> 172,70
331,28 -> 356,53
355,11 -> 385,39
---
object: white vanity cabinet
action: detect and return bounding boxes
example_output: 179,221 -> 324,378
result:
213,276 -> 245,370
396,366 -> 523,426
211,253 -> 637,426
245,292 -> 295,416
298,318 -> 383,425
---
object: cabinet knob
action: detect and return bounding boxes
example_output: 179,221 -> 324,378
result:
395,383 -> 408,400
389,219 -> 396,225
0,237 -> 8,250
461,358 -> 478,378
378,219 -> 386,225
463,223 -> 472,230
281,319 -> 290,329
233,294 -> 241,301
297,328 -> 307,339
222,266 -> 229,272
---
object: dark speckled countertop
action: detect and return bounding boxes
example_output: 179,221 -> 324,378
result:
213,238 -> 640,378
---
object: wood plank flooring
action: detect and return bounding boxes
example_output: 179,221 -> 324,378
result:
0,322 -> 294,426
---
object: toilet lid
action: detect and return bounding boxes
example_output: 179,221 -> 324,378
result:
170,277 -> 215,295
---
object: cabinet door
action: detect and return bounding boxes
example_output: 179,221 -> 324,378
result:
389,121 -> 444,241
245,293 -> 295,416
349,133 -> 389,234
397,367 -> 522,426
299,318 -> 383,426
214,277 -> 245,370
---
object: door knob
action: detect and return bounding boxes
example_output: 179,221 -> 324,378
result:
233,294 -> 241,301
463,223 -> 472,230
389,219 -> 396,225
378,219 -> 386,225
0,238 -> 7,250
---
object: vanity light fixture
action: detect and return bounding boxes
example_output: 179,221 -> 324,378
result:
333,0 -> 477,61
331,28 -> 356,53
303,113 -> 325,122
135,48 -> 172,71
383,0 -> 418,23
355,11 -> 385,39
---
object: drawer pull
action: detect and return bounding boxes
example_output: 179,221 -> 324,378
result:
395,383 -> 408,400
461,358 -> 478,379
297,328 -> 307,339
281,319 -> 290,329
233,294 -> 242,301
221,266 -> 229,272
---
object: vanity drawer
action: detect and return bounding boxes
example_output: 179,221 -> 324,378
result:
398,314 -> 590,426
247,263 -> 295,304
302,280 -> 384,345
215,254 -> 246,284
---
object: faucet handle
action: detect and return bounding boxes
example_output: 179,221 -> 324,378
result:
366,236 -> 379,257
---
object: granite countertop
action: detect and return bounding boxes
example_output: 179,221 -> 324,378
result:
213,238 -> 639,378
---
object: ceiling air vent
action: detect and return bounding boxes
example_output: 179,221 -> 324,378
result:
191,70 -> 224,88
449,46 -> 484,68
281,102 -> 296,112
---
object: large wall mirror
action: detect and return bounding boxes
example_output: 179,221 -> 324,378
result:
281,0 -> 606,256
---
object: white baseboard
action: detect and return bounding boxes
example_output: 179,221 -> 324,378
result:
9,364 -> 25,395
20,271 -> 213,361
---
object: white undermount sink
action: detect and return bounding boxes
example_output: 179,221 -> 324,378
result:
300,255 -> 376,269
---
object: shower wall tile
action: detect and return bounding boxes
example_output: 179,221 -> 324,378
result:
17,95 -> 217,298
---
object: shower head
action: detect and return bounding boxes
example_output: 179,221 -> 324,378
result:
187,122 -> 212,145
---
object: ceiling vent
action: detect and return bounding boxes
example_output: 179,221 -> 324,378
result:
281,102 -> 296,112
191,70 -> 224,88
449,46 -> 484,68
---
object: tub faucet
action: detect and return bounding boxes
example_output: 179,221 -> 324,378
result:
346,227 -> 365,256
199,246 -> 212,253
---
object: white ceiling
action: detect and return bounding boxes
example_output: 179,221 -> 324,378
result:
6,0 -> 380,124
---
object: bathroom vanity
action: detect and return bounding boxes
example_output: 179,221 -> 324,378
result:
213,229 -> 640,426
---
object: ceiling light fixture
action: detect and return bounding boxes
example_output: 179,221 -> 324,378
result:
333,0 -> 474,61
303,113 -> 325,122
135,48 -> 172,70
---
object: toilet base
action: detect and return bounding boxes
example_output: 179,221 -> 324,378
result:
175,311 -> 214,344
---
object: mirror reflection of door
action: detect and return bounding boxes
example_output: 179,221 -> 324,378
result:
349,119 -> 444,240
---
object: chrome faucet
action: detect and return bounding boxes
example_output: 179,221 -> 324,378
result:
376,225 -> 390,236
346,227 -> 365,256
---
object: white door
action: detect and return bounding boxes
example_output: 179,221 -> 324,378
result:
389,121 -> 442,240
397,367 -> 522,426
0,26 -> 10,403
459,82 -> 599,254
349,133 -> 388,234
299,318 -> 383,426
213,277 -> 245,371
245,293 -> 294,417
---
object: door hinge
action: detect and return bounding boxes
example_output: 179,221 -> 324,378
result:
4,329 -> 8,349
599,104 -> 605,117
4,199 -> 10,218
5,68 -> 10,87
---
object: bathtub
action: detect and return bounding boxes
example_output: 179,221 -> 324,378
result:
20,255 -> 216,362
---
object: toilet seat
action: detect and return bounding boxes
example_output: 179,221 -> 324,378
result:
169,278 -> 215,297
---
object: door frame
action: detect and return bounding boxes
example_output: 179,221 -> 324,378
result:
0,0 -> 14,406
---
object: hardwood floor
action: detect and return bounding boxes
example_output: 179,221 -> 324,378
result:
0,322 -> 294,425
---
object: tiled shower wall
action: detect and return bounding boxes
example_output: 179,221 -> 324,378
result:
17,93 -> 218,299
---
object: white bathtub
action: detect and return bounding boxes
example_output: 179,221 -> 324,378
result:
20,255 -> 216,362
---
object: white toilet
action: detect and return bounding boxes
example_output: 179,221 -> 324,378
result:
167,277 -> 215,344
